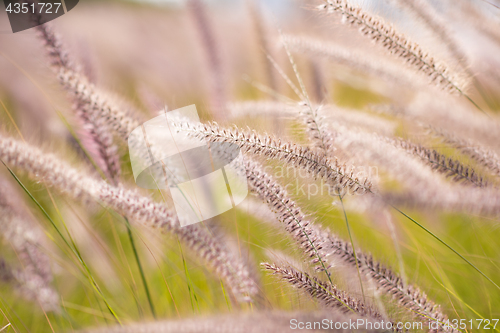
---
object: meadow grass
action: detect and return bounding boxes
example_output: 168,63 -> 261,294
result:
1,0 -> 500,332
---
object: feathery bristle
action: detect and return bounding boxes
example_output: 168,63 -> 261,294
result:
35,23 -> 122,183
0,135 -> 257,302
391,137 -> 487,187
172,120 -> 373,195
431,128 -> 500,178
263,263 -> 383,319
317,0 -> 467,93
241,158 -> 451,329
390,0 -> 470,72
0,179 -> 59,312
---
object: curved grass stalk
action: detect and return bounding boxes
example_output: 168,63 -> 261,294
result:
36,22 -> 121,183
238,156 -> 454,329
263,263 -> 383,320
279,38 -> 373,298
430,128 -> 500,178
390,137 -> 488,187
241,158 -> 334,282
57,68 -> 140,140
275,39 -> 459,329
172,121 -> 372,195
391,205 -> 500,291
178,119 -> 500,305
317,0 -> 467,95
316,0 -> 492,117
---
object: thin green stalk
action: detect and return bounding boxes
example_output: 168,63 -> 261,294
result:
45,190 -> 121,326
0,294 -> 29,333
338,193 -> 365,302
1,160 -> 121,325
462,93 -> 491,118
124,218 -> 156,318
63,110 -> 156,319
390,204 -> 500,291
176,237 -> 200,314
220,280 -> 232,311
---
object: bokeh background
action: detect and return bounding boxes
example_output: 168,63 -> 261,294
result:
1,0 -> 500,332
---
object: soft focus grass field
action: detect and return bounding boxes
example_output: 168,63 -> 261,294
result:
1,0 -> 500,332
2,88 -> 500,332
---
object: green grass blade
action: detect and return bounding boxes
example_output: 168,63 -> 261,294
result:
1,159 -> 122,324
61,110 -> 156,319
124,217 -> 156,318
338,194 -> 365,302
177,237 -> 198,314
391,204 -> 500,291
220,280 -> 232,311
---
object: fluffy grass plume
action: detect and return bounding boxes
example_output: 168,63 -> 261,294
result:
0,0 -> 499,332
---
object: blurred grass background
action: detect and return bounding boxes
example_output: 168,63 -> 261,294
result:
0,0 -> 500,332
